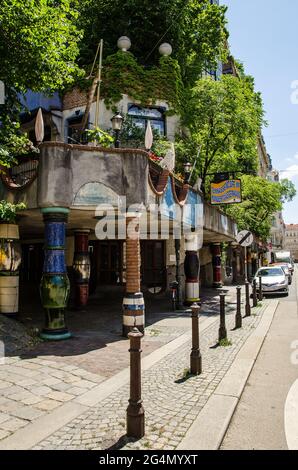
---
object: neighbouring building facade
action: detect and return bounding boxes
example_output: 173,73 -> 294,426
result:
285,224 -> 298,261
267,167 -> 286,260
256,136 -> 286,263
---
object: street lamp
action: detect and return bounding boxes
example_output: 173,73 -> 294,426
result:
117,36 -> 131,52
183,162 -> 192,184
159,43 -> 173,56
0,80 -> 5,105
111,112 -> 124,148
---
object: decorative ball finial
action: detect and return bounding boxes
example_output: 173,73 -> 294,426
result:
158,43 -> 173,56
117,36 -> 131,52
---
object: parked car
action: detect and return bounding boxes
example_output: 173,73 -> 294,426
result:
253,266 -> 289,296
271,263 -> 292,285
273,251 -> 294,275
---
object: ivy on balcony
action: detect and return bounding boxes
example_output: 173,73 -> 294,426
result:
78,51 -> 184,114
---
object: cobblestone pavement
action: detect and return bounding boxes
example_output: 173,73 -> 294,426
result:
33,301 -> 269,450
0,283 -> 257,445
0,321 -> 192,442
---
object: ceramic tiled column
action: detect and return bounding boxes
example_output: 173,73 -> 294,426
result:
184,233 -> 200,305
40,208 -> 71,340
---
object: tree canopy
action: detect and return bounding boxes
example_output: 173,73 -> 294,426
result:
77,0 -> 228,85
0,0 -> 82,164
225,175 -> 296,240
0,0 -> 82,93
176,74 -> 264,194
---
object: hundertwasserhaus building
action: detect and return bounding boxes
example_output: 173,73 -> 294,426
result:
0,87 -> 267,340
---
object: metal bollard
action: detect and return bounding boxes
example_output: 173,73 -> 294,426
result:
258,275 -> 263,301
235,286 -> 242,329
190,303 -> 202,375
126,327 -> 145,439
253,279 -> 258,307
219,293 -> 227,342
245,281 -> 251,317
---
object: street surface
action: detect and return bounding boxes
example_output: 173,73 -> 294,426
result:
0,279 -> 296,450
221,267 -> 298,450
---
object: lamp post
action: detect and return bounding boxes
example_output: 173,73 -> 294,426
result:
0,80 -> 5,105
111,112 -> 123,148
183,162 -> 192,184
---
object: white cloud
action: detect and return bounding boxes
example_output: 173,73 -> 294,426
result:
281,164 -> 298,180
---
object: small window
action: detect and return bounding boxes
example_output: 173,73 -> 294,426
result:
67,115 -> 83,144
127,104 -> 165,136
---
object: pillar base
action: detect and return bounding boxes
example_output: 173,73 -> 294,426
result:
219,326 -> 227,342
235,314 -> 242,329
126,402 -> 145,439
74,284 -> 89,310
1,312 -> 18,318
213,282 -> 223,289
190,351 -> 202,376
40,328 -> 72,341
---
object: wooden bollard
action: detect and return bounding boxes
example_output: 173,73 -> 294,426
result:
190,303 -> 202,375
245,281 -> 251,317
258,275 -> 263,301
235,286 -> 242,329
126,327 -> 145,438
253,279 -> 258,307
219,293 -> 227,342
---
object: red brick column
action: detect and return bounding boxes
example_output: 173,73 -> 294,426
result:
123,215 -> 145,337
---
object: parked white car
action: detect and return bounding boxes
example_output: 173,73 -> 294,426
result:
271,263 -> 292,285
253,266 -> 289,296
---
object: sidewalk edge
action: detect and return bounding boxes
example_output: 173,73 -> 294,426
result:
177,300 -> 279,450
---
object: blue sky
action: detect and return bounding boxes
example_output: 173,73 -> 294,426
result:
224,0 -> 298,223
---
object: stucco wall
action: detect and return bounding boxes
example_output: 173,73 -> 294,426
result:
37,143 -> 149,209
61,94 -> 180,143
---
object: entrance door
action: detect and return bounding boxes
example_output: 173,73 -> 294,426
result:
98,241 -> 123,285
141,241 -> 166,291
20,243 -> 44,282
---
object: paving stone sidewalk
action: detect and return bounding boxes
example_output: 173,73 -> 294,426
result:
0,283 -> 261,446
33,301 -> 269,451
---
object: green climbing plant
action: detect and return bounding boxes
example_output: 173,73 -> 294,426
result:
84,127 -> 114,147
100,52 -> 183,113
0,200 -> 26,224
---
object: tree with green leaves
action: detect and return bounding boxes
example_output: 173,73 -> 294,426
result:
279,178 -> 297,203
77,0 -> 228,85
176,74 -> 264,195
225,175 -> 296,240
0,0 -> 82,165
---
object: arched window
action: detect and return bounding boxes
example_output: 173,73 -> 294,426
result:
127,104 -> 166,136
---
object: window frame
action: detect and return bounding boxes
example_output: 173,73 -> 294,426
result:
127,103 -> 167,137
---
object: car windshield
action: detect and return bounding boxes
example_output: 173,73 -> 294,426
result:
274,264 -> 289,270
258,268 -> 283,277
276,257 -> 291,264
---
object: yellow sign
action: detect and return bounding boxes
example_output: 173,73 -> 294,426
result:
211,179 -> 242,205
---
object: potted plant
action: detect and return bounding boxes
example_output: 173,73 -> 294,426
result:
0,200 -> 26,316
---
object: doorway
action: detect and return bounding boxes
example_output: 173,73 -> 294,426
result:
141,241 -> 166,291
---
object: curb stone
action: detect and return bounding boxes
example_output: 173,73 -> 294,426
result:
177,299 -> 279,450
